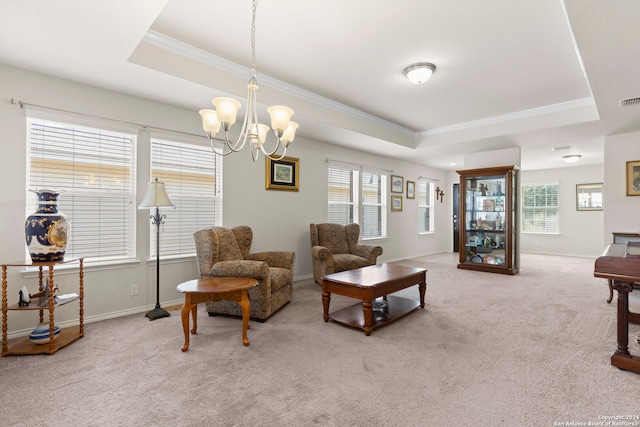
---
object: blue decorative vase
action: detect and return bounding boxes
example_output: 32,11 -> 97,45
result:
29,322 -> 61,344
25,189 -> 69,262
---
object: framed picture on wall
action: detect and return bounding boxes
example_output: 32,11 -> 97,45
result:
626,160 -> 640,196
391,195 -> 403,211
576,183 -> 603,210
391,175 -> 404,193
406,181 -> 415,199
266,156 -> 299,191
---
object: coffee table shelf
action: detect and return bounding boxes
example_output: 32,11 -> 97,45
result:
328,295 -> 420,331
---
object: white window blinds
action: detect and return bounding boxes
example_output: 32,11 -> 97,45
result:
150,138 -> 222,257
362,170 -> 386,239
328,166 -> 358,225
522,183 -> 559,233
327,161 -> 386,239
418,178 -> 434,233
26,118 -> 136,263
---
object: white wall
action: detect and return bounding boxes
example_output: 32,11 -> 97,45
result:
0,64 -> 448,335
519,165 -> 604,257
603,132 -> 640,239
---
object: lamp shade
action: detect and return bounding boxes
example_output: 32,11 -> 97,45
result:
267,105 -> 294,132
212,97 -> 242,127
138,179 -> 176,209
199,109 -> 221,136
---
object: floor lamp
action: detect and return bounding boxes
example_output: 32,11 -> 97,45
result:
139,177 -> 175,321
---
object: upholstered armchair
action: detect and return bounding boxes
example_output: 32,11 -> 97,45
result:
309,223 -> 383,284
193,225 -> 295,321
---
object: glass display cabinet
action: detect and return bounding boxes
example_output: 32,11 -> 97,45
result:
457,166 -> 519,275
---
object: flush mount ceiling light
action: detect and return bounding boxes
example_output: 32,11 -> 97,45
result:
563,154 -> 582,163
403,62 -> 436,84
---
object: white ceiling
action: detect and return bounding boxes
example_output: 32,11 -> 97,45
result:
1,0 -> 639,171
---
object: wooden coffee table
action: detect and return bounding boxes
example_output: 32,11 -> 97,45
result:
322,263 -> 427,336
176,277 -> 258,352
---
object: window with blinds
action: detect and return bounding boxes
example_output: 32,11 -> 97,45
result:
150,138 -> 222,257
328,166 -> 358,225
418,178 -> 434,233
26,118 -> 136,263
327,163 -> 386,239
361,170 -> 386,239
522,183 -> 559,233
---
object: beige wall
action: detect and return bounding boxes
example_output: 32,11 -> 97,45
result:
0,64 -> 448,336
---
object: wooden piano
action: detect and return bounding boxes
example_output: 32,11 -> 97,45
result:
594,242 -> 640,373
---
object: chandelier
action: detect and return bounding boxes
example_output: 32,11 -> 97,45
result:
198,0 -> 298,161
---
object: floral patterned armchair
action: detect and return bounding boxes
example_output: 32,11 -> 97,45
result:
193,225 -> 295,321
309,223 -> 383,285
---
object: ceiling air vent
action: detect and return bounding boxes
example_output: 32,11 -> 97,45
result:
620,97 -> 640,107
551,145 -> 572,151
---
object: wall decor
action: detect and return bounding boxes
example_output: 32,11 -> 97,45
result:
391,195 -> 403,211
406,181 -> 415,199
266,156 -> 299,191
391,175 -> 403,193
626,160 -> 640,196
576,183 -> 603,210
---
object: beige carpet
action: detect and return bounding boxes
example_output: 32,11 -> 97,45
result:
1,252 -> 639,427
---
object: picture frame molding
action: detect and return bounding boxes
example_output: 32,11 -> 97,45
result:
265,156 -> 299,191
626,160 -> 640,196
391,175 -> 404,193
391,194 -> 403,211
406,180 -> 415,199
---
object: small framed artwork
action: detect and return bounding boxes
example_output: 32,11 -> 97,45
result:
406,181 -> 415,199
265,156 -> 299,191
391,195 -> 403,211
626,160 -> 640,196
576,183 -> 603,210
391,175 -> 404,193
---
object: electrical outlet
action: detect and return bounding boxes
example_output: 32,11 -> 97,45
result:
130,283 -> 139,296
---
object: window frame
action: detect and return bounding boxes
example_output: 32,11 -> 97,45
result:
26,116 -> 137,265
521,182 -> 559,234
149,136 -> 223,259
327,162 -> 387,240
418,178 -> 435,234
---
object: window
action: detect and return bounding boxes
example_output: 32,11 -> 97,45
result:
418,178 -> 434,233
150,138 -> 222,257
27,118 -> 136,263
522,183 -> 559,233
328,163 -> 386,239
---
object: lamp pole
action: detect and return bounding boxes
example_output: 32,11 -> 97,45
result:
146,205 -> 170,320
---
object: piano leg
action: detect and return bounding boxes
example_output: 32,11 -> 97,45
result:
610,280 -> 640,373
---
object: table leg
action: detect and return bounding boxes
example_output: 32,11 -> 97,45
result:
190,304 -> 197,334
322,291 -> 331,322
181,300 -> 192,352
419,282 -> 426,308
362,300 -> 373,336
239,290 -> 250,346
607,279 -> 613,304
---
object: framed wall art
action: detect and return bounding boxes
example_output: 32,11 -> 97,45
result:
391,195 -> 403,211
406,181 -> 415,199
626,160 -> 640,196
266,156 -> 299,191
391,175 -> 404,193
576,183 -> 603,210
